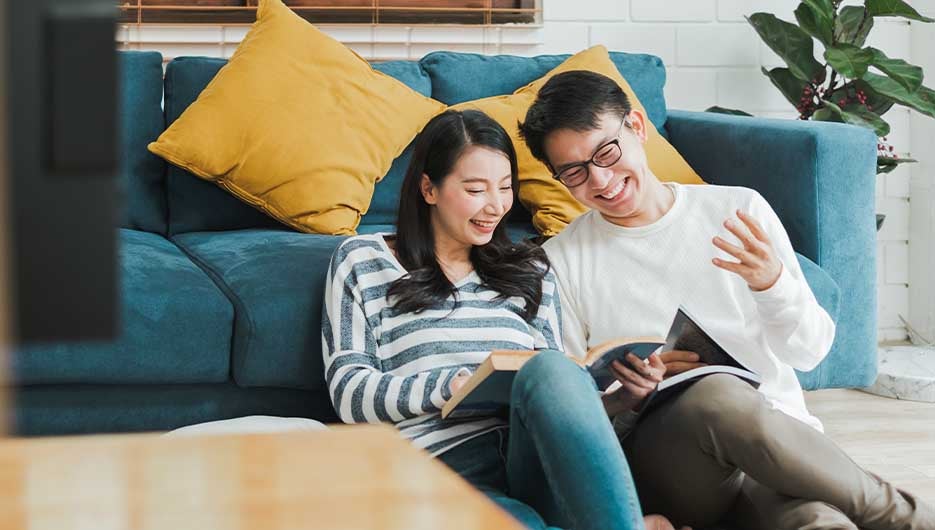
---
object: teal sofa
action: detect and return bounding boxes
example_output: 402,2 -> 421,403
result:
9,49 -> 877,436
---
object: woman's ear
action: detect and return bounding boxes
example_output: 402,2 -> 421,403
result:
420,174 -> 438,205
628,109 -> 649,144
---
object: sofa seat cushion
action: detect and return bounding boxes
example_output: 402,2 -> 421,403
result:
12,229 -> 233,385
173,229 -> 348,390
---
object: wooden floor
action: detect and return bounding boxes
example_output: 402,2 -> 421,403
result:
805,389 -> 935,501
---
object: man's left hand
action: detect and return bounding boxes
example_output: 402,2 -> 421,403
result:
711,210 -> 782,292
659,350 -> 706,378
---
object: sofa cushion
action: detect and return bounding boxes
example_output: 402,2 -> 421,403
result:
150,0 -> 444,236
119,51 -> 168,234
420,50 -> 670,137
162,55 -> 436,236
172,229 -> 348,390
795,252 -> 841,390
163,57 -> 282,236
11,229 -> 233,385
359,63 -> 433,226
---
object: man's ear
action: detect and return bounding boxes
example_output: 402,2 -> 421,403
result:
420,174 -> 438,205
628,109 -> 649,144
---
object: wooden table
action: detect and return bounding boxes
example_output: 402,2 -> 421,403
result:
0,425 -> 525,530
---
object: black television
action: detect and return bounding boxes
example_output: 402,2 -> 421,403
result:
2,0 -> 118,343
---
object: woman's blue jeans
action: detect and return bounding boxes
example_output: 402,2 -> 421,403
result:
438,350 -> 644,530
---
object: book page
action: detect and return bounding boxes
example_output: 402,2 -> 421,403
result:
663,308 -> 747,370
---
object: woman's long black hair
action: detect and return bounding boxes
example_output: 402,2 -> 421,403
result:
387,109 -> 549,323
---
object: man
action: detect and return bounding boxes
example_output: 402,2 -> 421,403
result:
519,70 -> 933,530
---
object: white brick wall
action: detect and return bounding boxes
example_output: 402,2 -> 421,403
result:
119,0 -> 923,342
909,18 -> 935,346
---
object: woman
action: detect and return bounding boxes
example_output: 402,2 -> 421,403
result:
322,109 -> 682,530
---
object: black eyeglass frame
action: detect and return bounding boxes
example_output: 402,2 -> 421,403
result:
550,117 -> 632,188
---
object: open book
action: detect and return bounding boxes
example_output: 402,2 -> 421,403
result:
441,306 -> 760,419
627,306 -> 761,417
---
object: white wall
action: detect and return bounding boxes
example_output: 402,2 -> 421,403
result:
120,0 -> 923,342
910,16 -> 935,345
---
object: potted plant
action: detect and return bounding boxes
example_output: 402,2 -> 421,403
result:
712,0 -> 935,229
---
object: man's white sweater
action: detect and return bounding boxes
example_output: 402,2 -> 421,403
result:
543,183 -> 835,432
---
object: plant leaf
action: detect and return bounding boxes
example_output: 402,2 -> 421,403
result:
854,79 -> 896,115
705,106 -> 754,116
812,107 -> 839,122
762,67 -> 810,109
836,6 -> 874,46
846,106 -> 893,137
747,13 -> 826,83
827,80 -> 896,116
803,0 -> 834,17
863,73 -> 935,118
867,47 -> 923,93
795,1 -> 834,45
878,156 -> 917,174
866,0 -> 934,22
821,100 -> 891,136
824,44 -> 874,79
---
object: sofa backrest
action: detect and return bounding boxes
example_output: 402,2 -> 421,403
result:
119,51 -> 169,235
118,49 -> 670,236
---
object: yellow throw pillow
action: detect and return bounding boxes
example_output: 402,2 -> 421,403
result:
453,45 -> 704,236
148,0 -> 445,235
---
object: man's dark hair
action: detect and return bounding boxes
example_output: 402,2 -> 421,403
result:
518,70 -> 632,169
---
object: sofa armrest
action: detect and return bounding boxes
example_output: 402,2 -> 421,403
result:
666,110 -> 877,389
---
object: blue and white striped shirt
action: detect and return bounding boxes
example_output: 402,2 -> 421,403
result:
322,234 -> 563,456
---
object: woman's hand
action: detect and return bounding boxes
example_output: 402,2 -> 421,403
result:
448,373 -> 472,396
602,353 -> 666,416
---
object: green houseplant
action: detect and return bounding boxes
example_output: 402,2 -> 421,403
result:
714,1 -> 934,227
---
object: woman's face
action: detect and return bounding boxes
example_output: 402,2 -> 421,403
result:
422,145 -> 514,251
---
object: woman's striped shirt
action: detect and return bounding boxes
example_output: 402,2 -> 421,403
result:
321,234 -> 563,456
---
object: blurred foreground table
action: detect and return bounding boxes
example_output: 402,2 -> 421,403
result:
0,424 -> 523,530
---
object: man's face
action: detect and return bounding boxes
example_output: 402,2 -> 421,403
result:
543,110 -> 654,224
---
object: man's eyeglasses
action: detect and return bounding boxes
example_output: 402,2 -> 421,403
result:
551,117 -> 631,188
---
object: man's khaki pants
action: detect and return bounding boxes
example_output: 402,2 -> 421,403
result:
621,374 -> 934,530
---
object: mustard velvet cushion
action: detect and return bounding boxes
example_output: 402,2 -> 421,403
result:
453,45 -> 704,236
148,0 -> 445,235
